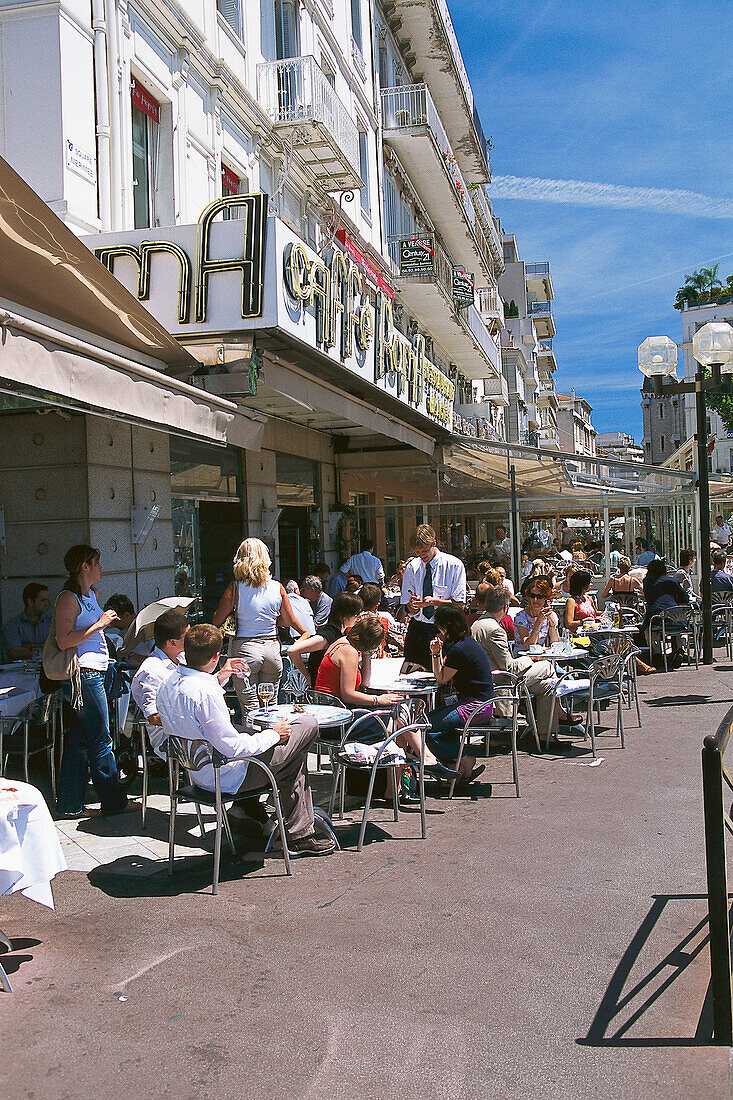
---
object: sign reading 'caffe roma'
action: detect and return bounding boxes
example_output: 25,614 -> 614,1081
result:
91,193 -> 454,430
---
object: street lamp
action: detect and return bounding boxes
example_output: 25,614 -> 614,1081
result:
639,322 -> 733,664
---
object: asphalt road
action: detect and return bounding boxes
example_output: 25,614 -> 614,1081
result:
3,661 -> 733,1099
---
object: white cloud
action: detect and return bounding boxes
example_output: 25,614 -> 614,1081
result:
491,176 -> 733,219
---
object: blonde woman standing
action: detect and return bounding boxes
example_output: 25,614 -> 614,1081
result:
213,538 -> 308,712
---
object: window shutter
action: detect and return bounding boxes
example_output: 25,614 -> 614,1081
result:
218,0 -> 241,36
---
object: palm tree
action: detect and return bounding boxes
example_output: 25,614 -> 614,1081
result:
700,263 -> 722,296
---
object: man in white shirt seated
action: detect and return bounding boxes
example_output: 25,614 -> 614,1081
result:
401,524 -> 467,668
712,515 -> 731,548
157,624 -> 334,857
131,609 -> 191,759
284,581 -> 316,639
339,540 -> 386,584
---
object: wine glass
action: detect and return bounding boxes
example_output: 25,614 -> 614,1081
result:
257,681 -> 275,714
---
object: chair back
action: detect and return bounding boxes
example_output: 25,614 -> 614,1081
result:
588,652 -> 626,685
281,659 -> 309,703
30,691 -> 59,725
166,733 -> 213,773
339,710 -> 390,749
307,689 -> 341,707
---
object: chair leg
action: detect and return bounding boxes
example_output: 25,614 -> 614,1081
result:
588,699 -> 596,758
23,721 -> 29,783
448,727 -> 470,799
313,806 -> 340,851
511,705 -> 521,798
140,726 -> 149,829
328,761 -> 340,819
357,762 -> 383,852
524,689 -> 541,753
194,805 -> 207,838
49,727 -> 57,801
419,730 -> 426,841
270,785 -> 292,876
390,768 -> 399,822
167,763 -> 177,876
212,794 -> 223,896
0,959 -> 12,994
222,806 -> 236,855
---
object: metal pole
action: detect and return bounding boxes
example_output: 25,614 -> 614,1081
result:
603,505 -> 611,583
510,464 -> 520,590
702,735 -> 733,1043
696,369 -> 713,664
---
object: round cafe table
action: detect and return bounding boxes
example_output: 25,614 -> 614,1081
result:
0,779 -> 67,992
247,703 -> 353,730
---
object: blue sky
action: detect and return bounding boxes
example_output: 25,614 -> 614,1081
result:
449,0 -> 733,439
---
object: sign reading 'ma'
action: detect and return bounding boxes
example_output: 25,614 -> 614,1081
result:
95,193 -> 267,324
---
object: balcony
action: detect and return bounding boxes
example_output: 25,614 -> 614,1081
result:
525,261 -> 554,302
381,85 -> 493,284
536,380 -> 559,409
470,185 -> 504,275
381,0 -> 491,183
481,374 -> 509,406
476,285 -> 504,334
257,56 -> 363,192
536,339 -> 557,372
537,424 -> 560,449
453,401 -> 507,442
388,234 -> 501,380
527,298 -> 556,338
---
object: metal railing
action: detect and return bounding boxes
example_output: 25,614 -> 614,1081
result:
477,285 -> 505,326
526,261 -> 550,278
464,303 -> 501,366
537,339 -> 554,354
257,55 -> 360,176
528,300 -> 553,318
386,233 -> 453,292
381,84 -> 476,227
702,704 -> 733,1044
470,183 -> 504,269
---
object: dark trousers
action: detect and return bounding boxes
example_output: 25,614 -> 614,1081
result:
403,619 -> 437,669
57,669 -> 128,815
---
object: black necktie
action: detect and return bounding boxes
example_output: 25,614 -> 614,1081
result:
422,560 -> 434,619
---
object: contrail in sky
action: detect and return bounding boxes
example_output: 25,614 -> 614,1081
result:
491,175 -> 733,219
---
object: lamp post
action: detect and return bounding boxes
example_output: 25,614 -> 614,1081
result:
639,323 -> 733,664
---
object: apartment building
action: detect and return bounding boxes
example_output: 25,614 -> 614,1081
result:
0,0 -> 508,586
596,432 -> 644,464
556,392 -> 596,456
498,234 -> 559,448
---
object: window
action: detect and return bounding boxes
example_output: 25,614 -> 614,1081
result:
131,78 -> 160,229
274,0 -> 299,59
358,129 -> 370,215
217,0 -> 241,37
658,403 -> 664,419
350,0 -> 362,53
378,43 -> 389,88
321,57 -> 335,89
221,164 -> 248,219
660,436 -> 665,452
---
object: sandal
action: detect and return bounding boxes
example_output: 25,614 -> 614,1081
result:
455,765 -> 486,787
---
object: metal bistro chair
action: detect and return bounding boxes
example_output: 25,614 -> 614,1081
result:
647,605 -> 701,673
547,652 -> 628,758
588,634 -> 642,729
448,672 -> 540,799
129,704 -> 169,829
328,710 -> 427,852
1,691 -> 61,797
166,734 -> 292,894
712,593 -> 733,660
280,658 -> 310,704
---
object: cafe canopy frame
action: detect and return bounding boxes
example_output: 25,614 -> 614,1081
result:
340,434 -> 733,588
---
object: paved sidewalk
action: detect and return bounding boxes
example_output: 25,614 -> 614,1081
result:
3,662 -> 733,1098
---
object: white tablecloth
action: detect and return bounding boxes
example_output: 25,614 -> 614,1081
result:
0,781 -> 66,909
0,666 -> 41,697
0,689 -> 35,721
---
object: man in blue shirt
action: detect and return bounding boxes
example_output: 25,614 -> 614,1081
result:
711,550 -> 733,593
3,582 -> 52,659
635,539 -> 658,568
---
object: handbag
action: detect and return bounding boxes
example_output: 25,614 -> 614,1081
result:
41,595 -> 83,707
221,581 -> 238,637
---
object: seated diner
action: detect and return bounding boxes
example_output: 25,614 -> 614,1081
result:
515,577 -> 560,651
564,570 -> 597,633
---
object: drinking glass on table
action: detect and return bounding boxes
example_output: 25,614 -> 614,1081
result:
257,681 -> 276,714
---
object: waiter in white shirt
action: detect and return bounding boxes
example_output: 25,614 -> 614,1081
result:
400,524 -> 467,668
157,623 -> 334,856
339,540 -> 385,584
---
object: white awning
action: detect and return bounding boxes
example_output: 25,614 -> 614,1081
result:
0,307 -> 265,450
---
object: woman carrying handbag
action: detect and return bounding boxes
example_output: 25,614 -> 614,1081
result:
51,545 -> 133,818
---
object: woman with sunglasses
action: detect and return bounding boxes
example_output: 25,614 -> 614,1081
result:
54,545 -> 133,818
515,578 -> 560,651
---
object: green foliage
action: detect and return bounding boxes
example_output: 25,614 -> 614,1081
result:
675,265 -> 731,310
505,299 -> 519,318
702,367 -> 733,432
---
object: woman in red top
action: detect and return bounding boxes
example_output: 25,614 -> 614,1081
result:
564,569 -> 598,633
316,616 -> 458,781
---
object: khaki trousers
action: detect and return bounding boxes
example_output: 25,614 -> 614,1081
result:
494,659 -> 558,740
230,636 -> 283,713
237,714 -> 319,840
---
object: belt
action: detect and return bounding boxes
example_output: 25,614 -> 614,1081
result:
235,635 -> 278,642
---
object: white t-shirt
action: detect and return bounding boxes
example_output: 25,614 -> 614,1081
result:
712,523 -> 731,545
401,550 -> 466,624
131,646 -> 178,757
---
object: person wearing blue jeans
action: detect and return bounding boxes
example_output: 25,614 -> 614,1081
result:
53,544 -> 132,818
425,605 -> 494,788
57,670 -> 127,816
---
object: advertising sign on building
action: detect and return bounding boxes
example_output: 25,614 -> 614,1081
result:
91,196 -> 455,433
452,266 -> 475,307
399,238 -> 435,278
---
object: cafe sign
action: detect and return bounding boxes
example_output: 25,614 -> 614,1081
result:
90,194 -> 454,432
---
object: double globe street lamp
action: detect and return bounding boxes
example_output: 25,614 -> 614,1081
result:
638,321 -> 733,664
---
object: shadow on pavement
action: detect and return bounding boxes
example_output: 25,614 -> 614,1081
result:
579,894 -> 719,1048
644,695 -> 731,708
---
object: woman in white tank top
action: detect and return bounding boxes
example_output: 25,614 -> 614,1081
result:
54,544 -> 132,817
213,538 -> 309,712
